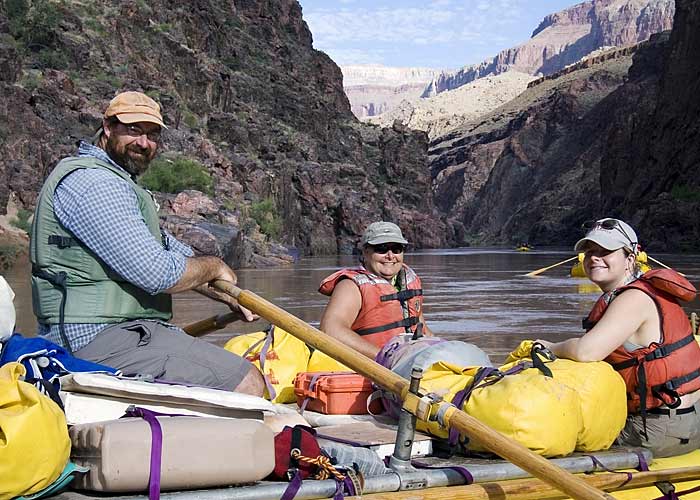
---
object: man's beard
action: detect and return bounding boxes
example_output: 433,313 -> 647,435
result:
105,135 -> 154,176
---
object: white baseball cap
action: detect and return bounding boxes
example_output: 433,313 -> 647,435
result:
574,218 -> 638,253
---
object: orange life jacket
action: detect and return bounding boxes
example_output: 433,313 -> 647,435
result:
583,269 -> 700,414
318,265 -> 424,348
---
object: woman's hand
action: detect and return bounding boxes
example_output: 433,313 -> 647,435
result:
535,339 -> 554,350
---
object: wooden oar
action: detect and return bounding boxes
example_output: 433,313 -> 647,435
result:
212,280 -> 613,500
351,466 -> 700,499
525,256 -> 578,277
648,255 -> 686,276
182,311 -> 239,337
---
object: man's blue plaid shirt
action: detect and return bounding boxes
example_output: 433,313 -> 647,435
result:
38,142 -> 193,350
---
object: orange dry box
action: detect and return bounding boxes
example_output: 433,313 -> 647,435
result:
293,372 -> 382,415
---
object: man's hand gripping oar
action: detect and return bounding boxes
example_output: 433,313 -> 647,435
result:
212,280 -> 615,500
181,276 -> 259,336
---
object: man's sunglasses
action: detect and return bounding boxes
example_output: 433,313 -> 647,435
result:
581,219 -> 636,248
370,243 -> 406,254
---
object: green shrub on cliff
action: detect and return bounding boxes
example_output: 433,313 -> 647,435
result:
0,244 -> 19,271
6,0 -> 69,69
10,208 -> 32,233
671,185 -> 700,202
6,0 -> 62,51
250,198 -> 281,240
139,156 -> 213,195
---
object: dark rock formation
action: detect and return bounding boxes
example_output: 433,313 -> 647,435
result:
430,36 -> 668,246
0,0 -> 445,266
431,0 -> 700,252
600,0 -> 700,251
423,0 -> 674,97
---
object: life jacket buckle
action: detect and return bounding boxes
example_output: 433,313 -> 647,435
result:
649,348 -> 667,360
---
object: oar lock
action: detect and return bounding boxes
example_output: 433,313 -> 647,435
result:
401,392 -> 439,422
398,367 -> 455,426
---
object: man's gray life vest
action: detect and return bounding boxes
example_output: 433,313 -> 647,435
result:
30,156 -> 172,328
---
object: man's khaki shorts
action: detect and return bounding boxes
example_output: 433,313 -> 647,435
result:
74,320 -> 253,391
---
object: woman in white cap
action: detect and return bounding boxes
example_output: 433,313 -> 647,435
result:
538,218 -> 700,457
318,221 -> 433,359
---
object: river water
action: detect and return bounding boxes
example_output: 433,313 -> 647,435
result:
5,249 -> 700,364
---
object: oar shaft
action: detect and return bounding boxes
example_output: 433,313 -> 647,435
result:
214,281 -> 613,500
352,466 -> 700,500
182,311 -> 239,337
525,256 -> 578,277
647,255 -> 686,276
443,408 -> 615,500
230,284 -> 408,397
648,255 -> 673,270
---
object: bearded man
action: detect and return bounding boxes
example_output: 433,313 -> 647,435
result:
29,91 -> 264,395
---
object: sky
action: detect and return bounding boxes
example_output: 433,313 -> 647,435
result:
297,0 -> 578,70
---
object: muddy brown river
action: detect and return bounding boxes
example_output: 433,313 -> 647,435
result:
5,248 -> 700,364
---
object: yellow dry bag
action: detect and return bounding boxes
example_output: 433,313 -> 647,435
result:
0,362 -> 70,499
306,349 -> 351,372
225,325 -> 310,403
503,340 -> 627,452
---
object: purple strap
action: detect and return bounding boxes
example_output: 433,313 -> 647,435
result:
334,475 -> 357,499
448,367 -> 503,446
670,483 -> 700,498
410,459 -> 474,484
280,470 -> 303,500
652,490 -> 681,500
316,432 -> 367,447
279,468 -> 356,500
446,364 -> 530,446
583,454 -> 633,487
299,372 -> 333,414
241,326 -> 277,400
258,327 -> 278,400
635,450 -> 650,471
123,407 -> 164,500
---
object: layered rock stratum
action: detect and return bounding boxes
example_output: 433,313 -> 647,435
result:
341,65 -> 442,118
0,0 -> 447,267
346,0 -> 674,143
430,0 -> 700,252
424,0 -> 675,96
367,72 -> 535,140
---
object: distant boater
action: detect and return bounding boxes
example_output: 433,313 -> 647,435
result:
30,91 -> 264,395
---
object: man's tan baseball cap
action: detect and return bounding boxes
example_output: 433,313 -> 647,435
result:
103,91 -> 167,128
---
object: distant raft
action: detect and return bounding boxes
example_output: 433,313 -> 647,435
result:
571,251 -> 651,277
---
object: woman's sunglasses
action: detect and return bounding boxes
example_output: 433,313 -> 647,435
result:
370,243 -> 406,254
581,219 -> 636,247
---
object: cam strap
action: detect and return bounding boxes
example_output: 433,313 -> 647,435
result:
120,407 -> 188,500
582,317 -> 596,331
611,333 -> 696,371
48,235 -> 77,249
380,288 -> 423,302
651,368 -> 700,407
355,316 -> 419,336
31,266 -> 74,353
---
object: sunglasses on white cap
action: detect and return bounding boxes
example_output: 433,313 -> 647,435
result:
581,219 -> 637,252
